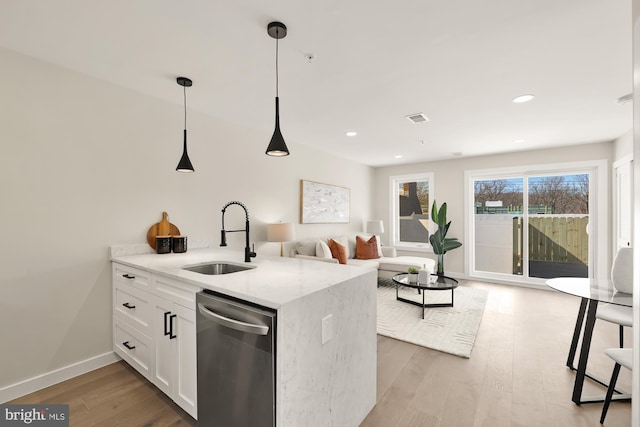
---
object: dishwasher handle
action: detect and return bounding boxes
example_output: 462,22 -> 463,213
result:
197,303 -> 269,336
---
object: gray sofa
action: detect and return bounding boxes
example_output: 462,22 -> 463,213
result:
289,235 -> 436,280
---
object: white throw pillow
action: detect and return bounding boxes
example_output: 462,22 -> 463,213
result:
295,239 -> 317,256
316,240 -> 333,259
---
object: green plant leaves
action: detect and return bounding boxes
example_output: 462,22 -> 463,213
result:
430,200 -> 462,255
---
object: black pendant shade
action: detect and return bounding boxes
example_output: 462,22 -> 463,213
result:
176,129 -> 194,172
176,77 -> 195,172
266,97 -> 289,156
266,22 -> 290,157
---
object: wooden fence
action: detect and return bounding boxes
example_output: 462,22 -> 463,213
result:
512,216 -> 589,274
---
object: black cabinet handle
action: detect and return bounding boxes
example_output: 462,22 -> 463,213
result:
123,341 -> 136,350
164,311 -> 171,336
169,314 -> 177,339
122,274 -> 135,279
122,302 -> 136,309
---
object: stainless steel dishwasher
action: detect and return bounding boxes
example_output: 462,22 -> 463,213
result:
196,290 -> 276,426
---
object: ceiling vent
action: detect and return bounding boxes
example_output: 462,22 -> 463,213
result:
405,112 -> 430,124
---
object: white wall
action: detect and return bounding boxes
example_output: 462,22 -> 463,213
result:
373,143 -> 615,277
0,47 -> 373,391
614,128 -> 633,160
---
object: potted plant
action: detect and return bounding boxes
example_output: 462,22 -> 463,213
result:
429,200 -> 462,276
408,267 -> 419,283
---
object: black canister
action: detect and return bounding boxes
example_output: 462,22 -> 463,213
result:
172,236 -> 187,253
156,236 -> 171,254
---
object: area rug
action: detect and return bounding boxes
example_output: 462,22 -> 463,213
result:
376,279 -> 488,358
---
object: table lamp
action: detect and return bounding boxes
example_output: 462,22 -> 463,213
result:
366,220 -> 384,235
267,222 -> 295,256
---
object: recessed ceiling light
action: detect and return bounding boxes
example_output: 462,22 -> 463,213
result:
395,155 -> 403,159
512,94 -> 535,103
513,139 -> 525,143
346,131 -> 357,137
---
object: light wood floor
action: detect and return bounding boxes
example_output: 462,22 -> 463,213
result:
362,281 -> 632,427
10,281 -> 632,426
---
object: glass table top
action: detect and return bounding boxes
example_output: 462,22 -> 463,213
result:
545,277 -> 632,307
392,273 -> 458,290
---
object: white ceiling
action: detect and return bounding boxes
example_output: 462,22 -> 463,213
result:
0,0 -> 632,167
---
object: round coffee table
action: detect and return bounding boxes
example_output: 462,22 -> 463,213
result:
391,273 -> 459,319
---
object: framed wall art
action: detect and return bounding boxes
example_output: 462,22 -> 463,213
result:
300,180 -> 350,224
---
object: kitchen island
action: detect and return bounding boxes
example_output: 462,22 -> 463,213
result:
110,245 -> 377,426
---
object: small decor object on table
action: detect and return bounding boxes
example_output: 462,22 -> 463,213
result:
418,266 -> 434,284
408,267 -> 419,283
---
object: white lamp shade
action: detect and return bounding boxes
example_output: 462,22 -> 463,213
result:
366,220 -> 384,235
267,223 -> 295,242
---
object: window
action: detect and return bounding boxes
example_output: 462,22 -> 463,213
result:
389,173 -> 434,251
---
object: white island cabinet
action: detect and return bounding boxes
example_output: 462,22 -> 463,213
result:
112,263 -> 198,418
110,246 -> 377,426
151,275 -> 198,418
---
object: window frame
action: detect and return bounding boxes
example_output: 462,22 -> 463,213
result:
389,172 -> 435,252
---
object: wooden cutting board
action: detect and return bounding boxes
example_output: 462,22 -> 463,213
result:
147,212 -> 181,249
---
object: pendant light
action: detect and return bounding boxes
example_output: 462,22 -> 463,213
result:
176,76 -> 195,172
266,21 -> 290,157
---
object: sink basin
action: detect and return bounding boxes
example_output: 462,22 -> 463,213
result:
182,262 -> 256,275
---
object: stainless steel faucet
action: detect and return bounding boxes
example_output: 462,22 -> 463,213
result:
220,201 -> 257,262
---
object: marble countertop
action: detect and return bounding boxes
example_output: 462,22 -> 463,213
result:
110,246 -> 373,309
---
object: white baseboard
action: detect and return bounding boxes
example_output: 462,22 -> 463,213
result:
0,351 -> 121,403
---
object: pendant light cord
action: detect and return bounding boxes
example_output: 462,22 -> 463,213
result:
275,28 -> 279,97
183,85 -> 187,129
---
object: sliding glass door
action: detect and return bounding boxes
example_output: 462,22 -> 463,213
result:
466,161 -> 604,285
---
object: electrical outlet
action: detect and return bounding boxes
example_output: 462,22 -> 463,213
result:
322,314 -> 333,344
